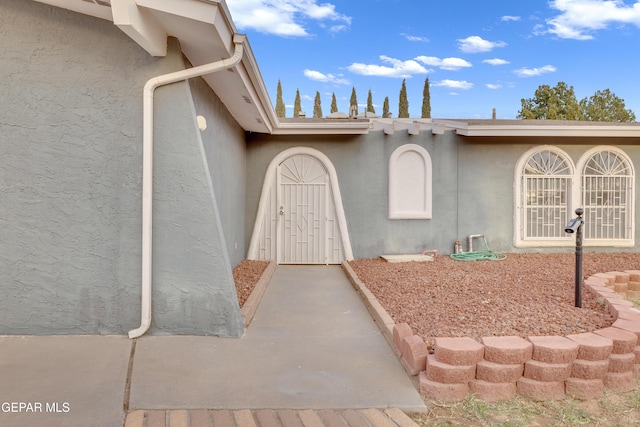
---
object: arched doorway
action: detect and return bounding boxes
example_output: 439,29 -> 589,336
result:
248,147 -> 353,264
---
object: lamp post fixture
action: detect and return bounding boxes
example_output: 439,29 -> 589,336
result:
565,208 -> 584,308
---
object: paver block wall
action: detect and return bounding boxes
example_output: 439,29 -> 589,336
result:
390,270 -> 640,402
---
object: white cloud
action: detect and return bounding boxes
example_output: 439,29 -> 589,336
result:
514,65 -> 557,77
482,58 -> 510,65
433,80 -> 474,89
304,69 -> 351,85
329,25 -> 348,33
458,35 -> 507,53
415,56 -> 472,70
486,83 -> 503,89
347,55 -> 429,78
226,0 -> 351,36
401,33 -> 429,42
502,15 -> 521,21
546,0 -> 640,40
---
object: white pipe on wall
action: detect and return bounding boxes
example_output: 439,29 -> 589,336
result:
128,34 -> 246,339
468,234 -> 484,253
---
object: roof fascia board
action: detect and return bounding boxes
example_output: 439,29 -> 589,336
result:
273,121 -> 371,135
112,0 -> 167,56
454,125 -> 640,137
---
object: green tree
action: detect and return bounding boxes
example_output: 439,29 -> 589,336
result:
421,77 -> 431,118
517,82 -> 582,120
383,96 -> 390,118
330,93 -> 338,113
349,87 -> 358,116
367,89 -> 375,114
579,89 -> 636,122
293,89 -> 302,118
313,91 -> 322,118
275,80 -> 286,118
398,79 -> 409,118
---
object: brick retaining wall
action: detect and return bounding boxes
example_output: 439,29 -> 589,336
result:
343,263 -> 640,402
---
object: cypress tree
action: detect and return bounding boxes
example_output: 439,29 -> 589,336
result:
349,87 -> 358,116
275,80 -> 286,118
421,77 -> 431,118
383,96 -> 390,118
367,89 -> 375,114
398,79 -> 409,118
313,91 -> 322,118
293,89 -> 302,118
330,93 -> 338,113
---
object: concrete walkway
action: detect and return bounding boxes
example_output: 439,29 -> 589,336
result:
0,266 -> 426,427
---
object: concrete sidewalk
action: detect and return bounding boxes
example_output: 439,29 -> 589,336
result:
0,266 -> 426,427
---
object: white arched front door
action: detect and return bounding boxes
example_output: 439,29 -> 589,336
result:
278,154 -> 335,263
248,147 -> 353,264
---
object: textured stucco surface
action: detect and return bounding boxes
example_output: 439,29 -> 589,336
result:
0,0 -> 244,336
188,75 -> 247,268
151,76 -> 244,336
246,132 -> 640,259
245,132 -> 458,259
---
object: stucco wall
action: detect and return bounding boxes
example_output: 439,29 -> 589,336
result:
0,0 -> 244,336
246,132 -> 640,259
245,131 -> 460,259
188,75 -> 247,268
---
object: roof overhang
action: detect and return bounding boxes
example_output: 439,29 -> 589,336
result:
448,119 -> 640,138
26,2 -> 640,138
273,118 -> 371,135
33,0 -> 278,134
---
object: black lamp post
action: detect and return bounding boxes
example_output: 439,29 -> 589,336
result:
565,208 -> 584,308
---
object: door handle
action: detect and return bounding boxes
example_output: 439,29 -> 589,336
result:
279,206 -> 285,215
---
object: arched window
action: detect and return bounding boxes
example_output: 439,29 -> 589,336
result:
515,145 -> 634,247
515,146 -> 574,244
389,144 -> 432,219
578,147 -> 634,243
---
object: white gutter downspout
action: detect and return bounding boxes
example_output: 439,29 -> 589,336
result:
128,34 -> 246,339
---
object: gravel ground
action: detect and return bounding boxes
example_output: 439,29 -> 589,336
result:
349,252 -> 640,349
233,260 -> 269,307
233,253 -> 640,350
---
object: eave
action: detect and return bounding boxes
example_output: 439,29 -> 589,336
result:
33,0 -> 278,134
449,119 -> 640,138
273,119 -> 371,135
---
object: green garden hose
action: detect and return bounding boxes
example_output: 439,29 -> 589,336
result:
450,236 -> 506,261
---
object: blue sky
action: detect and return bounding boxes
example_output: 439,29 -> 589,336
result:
226,0 -> 640,119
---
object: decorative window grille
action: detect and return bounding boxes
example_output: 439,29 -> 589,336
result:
581,149 -> 633,240
521,148 -> 573,239
516,145 -> 634,247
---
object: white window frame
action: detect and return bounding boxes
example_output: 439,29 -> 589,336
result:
515,145 -> 634,248
514,146 -> 574,247
577,146 -> 634,247
389,144 -> 432,219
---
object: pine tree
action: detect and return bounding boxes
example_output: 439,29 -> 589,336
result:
421,77 -> 431,118
275,80 -> 285,118
398,79 -> 409,118
517,82 -> 582,120
330,93 -> 338,113
349,87 -> 358,116
293,89 -> 302,118
367,89 -> 375,114
383,96 -> 390,118
313,91 -> 322,118
580,89 -> 636,122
